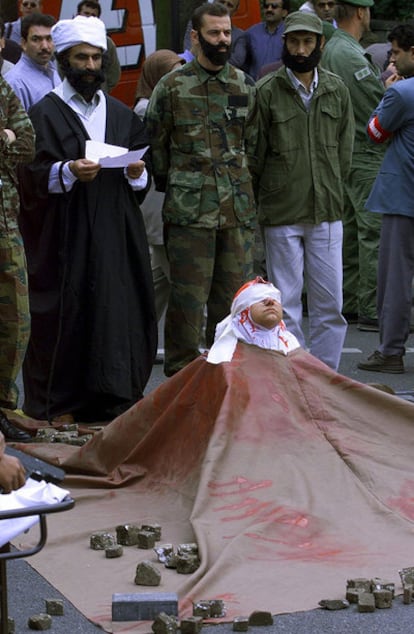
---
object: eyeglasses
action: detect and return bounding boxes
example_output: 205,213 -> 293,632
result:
22,1 -> 39,7
263,2 -> 283,8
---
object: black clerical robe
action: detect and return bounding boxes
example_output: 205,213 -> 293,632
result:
19,92 -> 157,422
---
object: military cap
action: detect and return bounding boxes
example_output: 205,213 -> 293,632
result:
283,11 -> 323,35
336,0 -> 374,6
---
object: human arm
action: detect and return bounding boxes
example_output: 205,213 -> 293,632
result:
367,86 -> 405,144
0,432 -> 26,494
0,78 -> 35,168
337,83 -> 355,179
144,79 -> 173,192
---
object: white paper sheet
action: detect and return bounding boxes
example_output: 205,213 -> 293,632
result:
85,140 -> 149,168
0,478 -> 70,547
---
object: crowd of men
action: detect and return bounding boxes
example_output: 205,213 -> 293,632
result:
0,0 -> 414,489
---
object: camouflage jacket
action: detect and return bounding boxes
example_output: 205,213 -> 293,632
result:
0,77 -> 35,232
145,59 -> 257,229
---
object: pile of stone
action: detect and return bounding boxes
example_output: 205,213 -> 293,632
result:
319,568 -> 414,613
33,423 -> 93,446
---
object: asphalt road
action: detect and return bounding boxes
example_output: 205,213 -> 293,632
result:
5,322 -> 414,633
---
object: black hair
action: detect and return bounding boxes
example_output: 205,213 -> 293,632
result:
192,2 -> 229,31
77,0 -> 102,18
388,23 -> 414,51
21,13 -> 55,40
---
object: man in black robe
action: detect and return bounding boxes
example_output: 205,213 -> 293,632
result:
19,15 -> 157,423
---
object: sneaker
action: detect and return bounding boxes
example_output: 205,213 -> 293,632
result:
357,350 -> 404,374
357,317 -> 379,332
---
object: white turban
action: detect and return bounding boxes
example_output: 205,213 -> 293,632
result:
207,278 -> 300,364
51,15 -> 107,54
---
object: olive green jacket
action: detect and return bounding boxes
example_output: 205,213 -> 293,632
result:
145,59 -> 257,229
250,66 -> 355,227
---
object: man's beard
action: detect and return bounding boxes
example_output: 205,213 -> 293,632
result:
60,57 -> 105,101
282,42 -> 322,74
198,31 -> 230,67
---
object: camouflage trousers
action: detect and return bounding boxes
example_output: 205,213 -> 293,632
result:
164,224 -> 254,377
0,230 -> 30,409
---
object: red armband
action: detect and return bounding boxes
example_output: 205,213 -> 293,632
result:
367,115 -> 392,143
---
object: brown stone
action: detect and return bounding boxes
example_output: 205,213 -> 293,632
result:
209,599 -> 226,617
116,524 -> 141,546
44,599 -> 64,615
248,611 -> 273,626
142,523 -> 162,540
371,578 -> 395,597
135,560 -> 162,586
400,567 -> 414,588
373,589 -> 393,609
90,532 -> 117,550
318,599 -> 349,610
137,530 -> 157,549
193,601 -> 211,618
176,554 -> 200,574
358,593 -> 376,613
27,613 -> 52,630
345,588 -> 362,604
105,544 -> 124,558
403,585 -> 413,604
232,616 -> 249,631
180,616 -> 203,633
151,612 -> 178,634
346,578 -> 371,592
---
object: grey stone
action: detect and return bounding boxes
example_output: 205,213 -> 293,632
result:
44,598 -> 64,615
112,592 -> 178,621
345,588 -> 363,604
27,613 -> 52,630
248,611 -> 274,626
371,578 -> 395,597
134,560 -> 162,586
154,544 -> 174,563
90,532 -> 117,550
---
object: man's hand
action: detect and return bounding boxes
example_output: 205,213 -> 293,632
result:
0,454 -> 26,494
69,159 -> 101,182
126,159 -> 145,180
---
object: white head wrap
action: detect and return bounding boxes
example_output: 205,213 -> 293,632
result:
51,15 -> 107,54
207,278 -> 300,364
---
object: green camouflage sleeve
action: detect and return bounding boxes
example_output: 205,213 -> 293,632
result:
0,77 -> 35,169
144,79 -> 173,192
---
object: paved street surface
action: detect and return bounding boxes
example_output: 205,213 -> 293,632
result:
5,322 -> 414,633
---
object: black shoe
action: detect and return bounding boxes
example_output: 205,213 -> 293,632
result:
357,317 -> 379,332
0,410 -> 32,442
357,350 -> 404,374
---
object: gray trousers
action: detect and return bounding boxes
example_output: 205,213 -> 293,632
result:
378,214 -> 414,356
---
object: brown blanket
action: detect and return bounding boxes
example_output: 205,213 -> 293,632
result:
11,344 -> 414,632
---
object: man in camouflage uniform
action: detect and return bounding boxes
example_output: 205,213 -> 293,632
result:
0,75 -> 35,441
146,1 -> 257,377
321,0 -> 394,331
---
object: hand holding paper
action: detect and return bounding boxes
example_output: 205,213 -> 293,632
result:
85,140 -> 149,168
